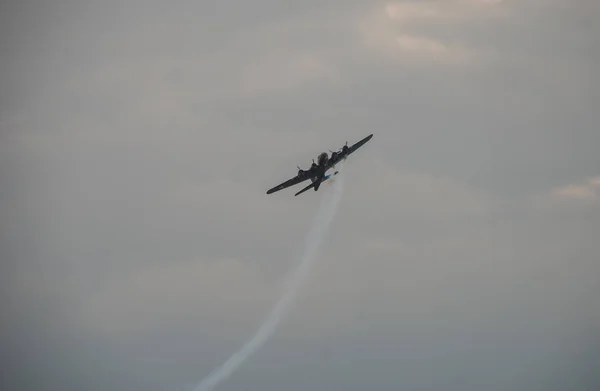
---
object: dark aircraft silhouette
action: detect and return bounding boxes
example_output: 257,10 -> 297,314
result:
266,134 -> 373,196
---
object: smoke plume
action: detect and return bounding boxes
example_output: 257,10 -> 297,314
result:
191,168 -> 345,391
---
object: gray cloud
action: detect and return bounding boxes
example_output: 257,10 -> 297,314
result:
2,1 -> 599,390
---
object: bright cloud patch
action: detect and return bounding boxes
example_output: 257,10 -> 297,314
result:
553,177 -> 600,200
361,0 -> 505,64
533,176 -> 600,211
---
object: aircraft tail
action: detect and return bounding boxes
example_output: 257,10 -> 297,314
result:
294,171 -> 338,196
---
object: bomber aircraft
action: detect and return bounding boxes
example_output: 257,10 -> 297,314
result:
266,133 -> 373,196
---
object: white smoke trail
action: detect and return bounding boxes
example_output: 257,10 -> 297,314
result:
191,168 -> 345,391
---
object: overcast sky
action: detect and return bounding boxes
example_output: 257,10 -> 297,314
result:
1,1 -> 599,390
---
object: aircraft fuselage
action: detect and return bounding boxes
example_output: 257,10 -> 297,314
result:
309,152 -> 331,189
317,152 -> 329,166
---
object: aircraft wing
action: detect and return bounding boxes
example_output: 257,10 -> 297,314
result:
328,133 -> 373,168
346,133 -> 373,156
266,174 -> 310,194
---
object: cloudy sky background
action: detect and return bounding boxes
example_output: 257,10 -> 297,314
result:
1,0 -> 599,390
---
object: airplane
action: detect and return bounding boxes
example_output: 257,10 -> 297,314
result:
266,133 -> 373,196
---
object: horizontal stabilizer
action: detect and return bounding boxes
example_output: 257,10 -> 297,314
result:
294,171 -> 338,196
